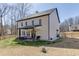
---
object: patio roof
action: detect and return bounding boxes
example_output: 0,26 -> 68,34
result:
18,24 -> 41,29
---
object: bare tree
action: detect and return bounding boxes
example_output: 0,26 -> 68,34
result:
68,18 -> 74,26
60,19 -> 71,32
0,4 -> 10,37
8,3 -> 31,35
7,4 -> 18,35
60,17 -> 75,32
74,16 -> 79,25
16,3 -> 31,19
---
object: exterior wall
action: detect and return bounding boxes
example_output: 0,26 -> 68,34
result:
17,10 -> 60,41
17,15 -> 49,40
35,15 -> 49,40
49,9 -> 59,41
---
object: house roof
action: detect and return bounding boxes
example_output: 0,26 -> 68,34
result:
16,8 -> 60,23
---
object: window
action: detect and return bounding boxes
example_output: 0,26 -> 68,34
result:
25,22 -> 27,26
32,20 -> 34,25
22,31 -> 25,35
75,26 -> 77,30
26,31 -> 31,38
39,19 -> 42,25
21,22 -> 23,26
27,31 -> 30,36
34,19 -> 42,26
27,20 -> 32,26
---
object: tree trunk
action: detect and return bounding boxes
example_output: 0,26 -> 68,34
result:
0,15 -> 3,39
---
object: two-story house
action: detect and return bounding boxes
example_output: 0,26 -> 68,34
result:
16,8 -> 60,41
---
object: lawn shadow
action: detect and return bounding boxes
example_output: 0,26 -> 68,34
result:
46,38 -> 79,49
13,39 -> 50,47
14,38 -> 79,49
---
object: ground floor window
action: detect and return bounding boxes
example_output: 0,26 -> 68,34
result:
26,31 -> 31,37
22,31 -> 25,35
21,29 -> 37,39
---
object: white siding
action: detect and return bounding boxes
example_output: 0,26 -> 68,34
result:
49,9 -> 59,41
34,16 -> 48,40
17,15 -> 49,40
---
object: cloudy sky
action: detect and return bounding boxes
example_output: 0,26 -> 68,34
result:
30,3 -> 79,23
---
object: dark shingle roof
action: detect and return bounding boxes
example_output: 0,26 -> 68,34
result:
16,8 -> 60,23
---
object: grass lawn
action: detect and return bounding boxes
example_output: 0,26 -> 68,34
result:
0,37 -> 62,47
0,37 -> 18,47
0,38 -> 79,56
0,37 -> 79,56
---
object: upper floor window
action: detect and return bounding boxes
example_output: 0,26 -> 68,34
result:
33,19 -> 42,26
21,22 -> 23,26
75,26 -> 77,29
39,19 -> 42,25
25,22 -> 27,26
32,20 -> 34,25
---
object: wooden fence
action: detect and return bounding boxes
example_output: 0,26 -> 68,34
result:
60,32 -> 79,39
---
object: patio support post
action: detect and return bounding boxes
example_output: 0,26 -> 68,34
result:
19,28 -> 21,37
32,27 -> 36,41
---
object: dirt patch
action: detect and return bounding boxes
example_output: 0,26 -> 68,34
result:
0,46 -> 79,56
48,38 -> 79,49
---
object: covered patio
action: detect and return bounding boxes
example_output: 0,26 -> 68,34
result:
17,24 -> 41,41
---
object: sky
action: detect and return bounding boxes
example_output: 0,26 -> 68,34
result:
30,3 -> 79,23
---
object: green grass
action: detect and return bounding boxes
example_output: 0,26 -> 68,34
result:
14,40 -> 50,46
0,37 -> 62,47
0,37 -> 18,47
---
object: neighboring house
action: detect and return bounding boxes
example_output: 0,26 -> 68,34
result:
5,29 -> 11,35
16,8 -> 60,41
69,25 -> 79,31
